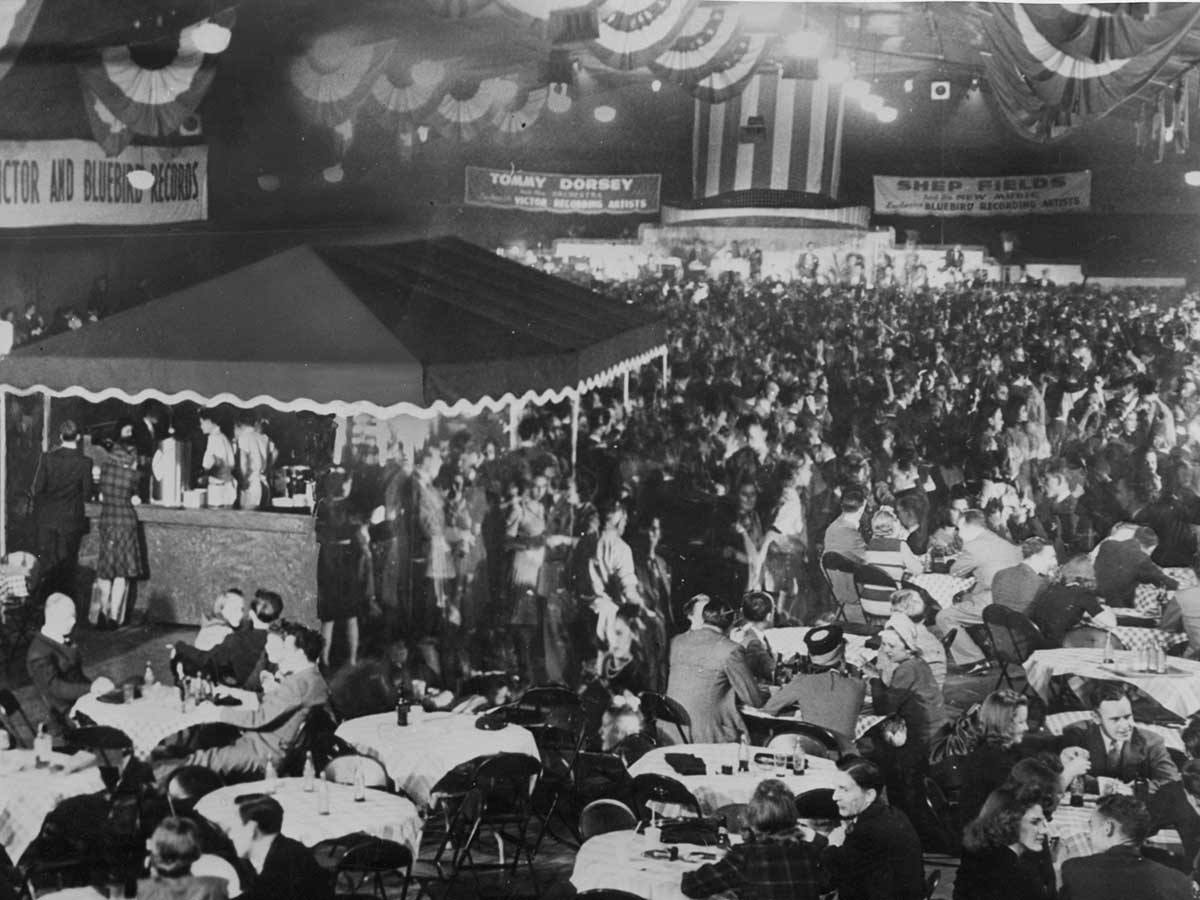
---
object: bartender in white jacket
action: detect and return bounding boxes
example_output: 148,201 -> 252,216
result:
199,408 -> 237,507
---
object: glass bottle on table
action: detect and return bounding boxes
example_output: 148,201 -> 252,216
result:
33,723 -> 52,767
264,759 -> 279,793
317,772 -> 331,815
353,763 -> 367,802
302,752 -> 316,792
1102,632 -> 1115,665
737,734 -> 750,773
143,661 -> 156,688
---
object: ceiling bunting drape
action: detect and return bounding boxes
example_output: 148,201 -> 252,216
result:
361,55 -> 445,157
492,85 -> 548,144
421,0 -> 494,18
289,34 -> 395,128
431,76 -> 509,141
648,6 -> 741,84
588,0 -> 696,70
0,0 -> 43,84
982,3 -> 1200,142
685,33 -> 771,105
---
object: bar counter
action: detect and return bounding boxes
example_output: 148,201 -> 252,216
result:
79,502 -> 319,627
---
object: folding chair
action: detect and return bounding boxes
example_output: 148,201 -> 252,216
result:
922,776 -> 961,855
576,891 -> 644,900
853,563 -> 898,627
335,836 -> 413,900
765,723 -> 841,760
638,692 -> 691,744
612,731 -> 656,766
578,799 -> 637,841
982,605 -> 1045,692
820,551 -> 859,622
278,703 -> 341,775
64,724 -> 133,774
629,773 -> 702,822
925,870 -> 942,900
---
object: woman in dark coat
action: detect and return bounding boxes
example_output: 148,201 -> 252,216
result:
94,436 -> 143,629
955,785 -> 1055,900
315,468 -> 366,668
1148,758 -> 1200,870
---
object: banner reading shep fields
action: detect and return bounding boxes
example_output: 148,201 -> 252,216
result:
0,140 -> 206,227
465,166 -> 660,214
873,171 -> 1090,217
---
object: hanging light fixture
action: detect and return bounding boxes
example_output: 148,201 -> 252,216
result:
1185,170 -> 1200,187
188,20 -> 231,54
547,84 -> 572,113
322,163 -> 344,183
127,149 -> 155,191
256,173 -> 280,192
650,79 -> 662,93
876,105 -> 898,123
593,105 -> 616,123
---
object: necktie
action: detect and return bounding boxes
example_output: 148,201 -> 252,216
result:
1107,741 -> 1123,772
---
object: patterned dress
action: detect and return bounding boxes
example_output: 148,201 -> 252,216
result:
97,450 -> 143,579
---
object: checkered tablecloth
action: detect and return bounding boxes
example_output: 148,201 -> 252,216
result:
72,683 -> 260,757
1024,648 -> 1200,718
1131,567 -> 1199,617
1049,803 -> 1181,864
0,750 -> 105,865
571,830 -> 733,900
1106,624 -> 1190,654
762,627 -> 873,668
906,573 -> 976,607
335,711 -> 540,807
628,744 -> 839,815
195,777 -> 422,856
1042,710 -> 1185,753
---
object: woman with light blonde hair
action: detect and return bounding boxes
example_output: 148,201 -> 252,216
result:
865,506 -> 924,583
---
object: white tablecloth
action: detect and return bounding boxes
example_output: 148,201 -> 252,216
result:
1024,649 -> 1200,719
1042,710 -> 1185,754
762,627 -> 873,667
195,777 -> 422,856
0,750 -> 105,864
628,744 -> 839,814
334,711 -> 540,807
1049,802 -> 1181,863
571,830 -> 730,900
72,684 -> 260,758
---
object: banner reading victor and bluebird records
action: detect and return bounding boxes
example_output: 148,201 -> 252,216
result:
0,140 -> 207,227
873,171 -> 1091,217
464,166 -> 660,214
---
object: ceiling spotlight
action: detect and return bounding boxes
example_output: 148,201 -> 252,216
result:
843,78 -> 869,101
547,87 -> 572,113
876,106 -> 898,123
417,125 -> 430,143
650,79 -> 662,93
786,29 -> 826,58
593,105 -> 616,123
903,78 -> 915,93
188,21 -> 231,54
970,74 -> 981,90
411,60 -> 445,87
322,163 -> 344,184
1185,170 -> 1200,187
127,168 -> 155,190
819,57 -> 852,85
860,93 -> 883,113
256,173 -> 280,192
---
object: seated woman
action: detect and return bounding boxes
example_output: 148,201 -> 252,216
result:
959,690 -> 1032,824
1149,758 -> 1200,869
954,785 -> 1055,900
864,507 -> 924,585
682,779 -> 829,900
193,590 -> 245,653
138,817 -> 230,900
886,590 -> 946,688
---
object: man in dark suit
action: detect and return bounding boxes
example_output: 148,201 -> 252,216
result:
26,592 -> 113,730
1060,682 -> 1179,794
1060,795 -> 1194,900
666,596 -> 765,743
29,419 -> 92,599
1093,525 -> 1179,608
173,589 -> 282,689
231,795 -> 331,900
991,537 -> 1056,615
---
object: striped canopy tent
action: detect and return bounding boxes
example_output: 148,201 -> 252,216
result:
0,236 -> 667,550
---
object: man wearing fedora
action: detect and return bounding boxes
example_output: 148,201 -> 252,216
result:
763,625 -> 865,740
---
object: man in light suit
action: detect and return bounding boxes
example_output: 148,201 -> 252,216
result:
992,536 -> 1057,615
189,621 -> 329,779
666,596 -> 765,743
935,509 -> 1022,672
1059,682 -> 1179,794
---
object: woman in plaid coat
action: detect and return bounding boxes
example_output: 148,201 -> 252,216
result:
94,437 -> 143,629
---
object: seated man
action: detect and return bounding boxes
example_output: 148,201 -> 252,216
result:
26,592 -> 114,730
729,590 -> 775,682
1060,795 -> 1194,900
991,537 -> 1056,615
1028,555 -> 1117,649
173,589 -> 282,690
1059,682 -> 1179,794
187,621 -> 329,780
230,795 -> 332,900
764,625 -> 865,740
1093,526 -> 1178,609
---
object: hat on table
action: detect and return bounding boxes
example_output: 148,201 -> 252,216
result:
804,625 -> 845,666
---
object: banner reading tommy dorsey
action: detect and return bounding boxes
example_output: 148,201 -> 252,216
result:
464,166 -> 660,214
0,140 -> 206,227
873,171 -> 1091,217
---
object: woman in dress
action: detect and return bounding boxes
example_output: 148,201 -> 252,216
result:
93,436 -> 143,629
314,468 -> 367,669
955,785 -> 1055,900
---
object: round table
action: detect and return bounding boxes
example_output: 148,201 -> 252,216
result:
334,711 -> 540,807
72,684 -> 260,758
195,777 -> 422,856
762,627 -> 873,667
628,744 -> 839,814
1049,801 -> 1181,865
1024,648 -> 1200,719
0,749 -> 105,865
571,829 -> 730,900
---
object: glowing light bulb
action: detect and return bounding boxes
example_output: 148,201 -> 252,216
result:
593,105 -> 616,123
127,168 -> 155,190
1185,170 -> 1200,187
322,163 -> 344,184
256,174 -> 280,192
189,21 -> 231,54
650,79 -> 662,93
876,106 -> 898,123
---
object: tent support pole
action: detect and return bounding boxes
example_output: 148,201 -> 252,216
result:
622,371 -> 630,410
570,392 -> 580,472
1,391 -> 7,559
41,392 -> 50,452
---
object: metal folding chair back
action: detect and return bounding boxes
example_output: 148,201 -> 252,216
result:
638,691 -> 691,744
335,836 -> 412,900
579,799 -> 637,841
982,604 -> 1045,691
629,773 -> 702,821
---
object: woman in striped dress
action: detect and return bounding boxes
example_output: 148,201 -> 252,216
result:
94,437 -> 144,628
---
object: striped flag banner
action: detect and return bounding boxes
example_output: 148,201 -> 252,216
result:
692,68 -> 844,200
